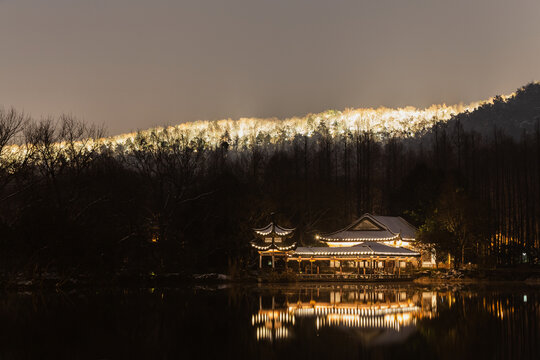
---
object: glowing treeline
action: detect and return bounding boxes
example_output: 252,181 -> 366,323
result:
104,92 -> 515,151
1,90 -> 516,157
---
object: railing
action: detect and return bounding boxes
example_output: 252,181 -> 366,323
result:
295,273 -> 414,281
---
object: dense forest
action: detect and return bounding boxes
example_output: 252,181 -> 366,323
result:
0,83 -> 539,280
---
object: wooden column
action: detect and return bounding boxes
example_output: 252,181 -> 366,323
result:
259,254 -> 262,269
272,254 -> 275,269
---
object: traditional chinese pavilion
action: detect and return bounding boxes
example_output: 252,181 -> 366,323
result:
251,222 -> 296,269
251,214 -> 435,275
288,214 -> 433,272
317,213 -> 417,247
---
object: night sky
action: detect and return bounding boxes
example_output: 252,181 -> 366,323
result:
1,0 -> 539,134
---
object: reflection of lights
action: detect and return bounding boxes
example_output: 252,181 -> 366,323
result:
320,310 -> 417,331
252,311 -> 296,325
287,301 -> 423,332
483,297 -> 523,321
252,290 -> 438,340
253,310 -> 295,342
289,302 -> 418,317
256,326 -> 290,341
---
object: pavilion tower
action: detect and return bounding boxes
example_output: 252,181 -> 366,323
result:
251,222 -> 296,269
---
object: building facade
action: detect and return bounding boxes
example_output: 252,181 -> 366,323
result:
314,213 -> 435,268
251,213 -> 435,273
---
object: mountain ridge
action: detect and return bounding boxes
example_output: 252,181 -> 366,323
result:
103,82 -> 537,149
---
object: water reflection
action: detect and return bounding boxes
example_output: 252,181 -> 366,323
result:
252,286 -> 437,345
246,284 -> 540,359
0,284 -> 538,359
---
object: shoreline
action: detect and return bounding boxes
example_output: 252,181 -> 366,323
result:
3,273 -> 540,293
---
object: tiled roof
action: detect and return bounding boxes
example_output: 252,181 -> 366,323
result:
319,230 -> 398,241
251,238 -> 297,251
293,242 -> 419,257
319,213 -> 417,242
253,222 -> 295,236
370,215 -> 417,239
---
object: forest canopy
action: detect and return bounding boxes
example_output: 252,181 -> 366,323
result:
0,83 -> 539,279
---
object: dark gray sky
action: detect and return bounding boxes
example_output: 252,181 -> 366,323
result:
1,0 -> 539,135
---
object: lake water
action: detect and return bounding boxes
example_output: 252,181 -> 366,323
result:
0,283 -> 539,359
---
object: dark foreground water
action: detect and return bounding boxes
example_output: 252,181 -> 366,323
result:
1,283 -> 539,359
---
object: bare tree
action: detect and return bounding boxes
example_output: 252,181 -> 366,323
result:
0,108 -> 27,151
0,108 -> 29,192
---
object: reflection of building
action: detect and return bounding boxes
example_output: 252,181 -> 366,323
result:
251,286 -> 438,344
288,291 -> 426,333
252,296 -> 295,341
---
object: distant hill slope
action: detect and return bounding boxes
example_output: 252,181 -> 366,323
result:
4,83 -> 538,156
452,82 -> 540,138
99,85 -> 533,150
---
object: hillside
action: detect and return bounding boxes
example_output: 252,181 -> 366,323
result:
452,82 -> 540,138
4,84 -> 537,158
0,82 -> 538,278
100,86 -> 533,151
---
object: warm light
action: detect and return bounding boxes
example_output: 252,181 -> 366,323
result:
5,89 -> 521,157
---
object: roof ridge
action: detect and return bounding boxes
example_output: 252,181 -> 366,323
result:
319,213 -> 381,237
362,214 -> 396,233
253,222 -> 296,230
